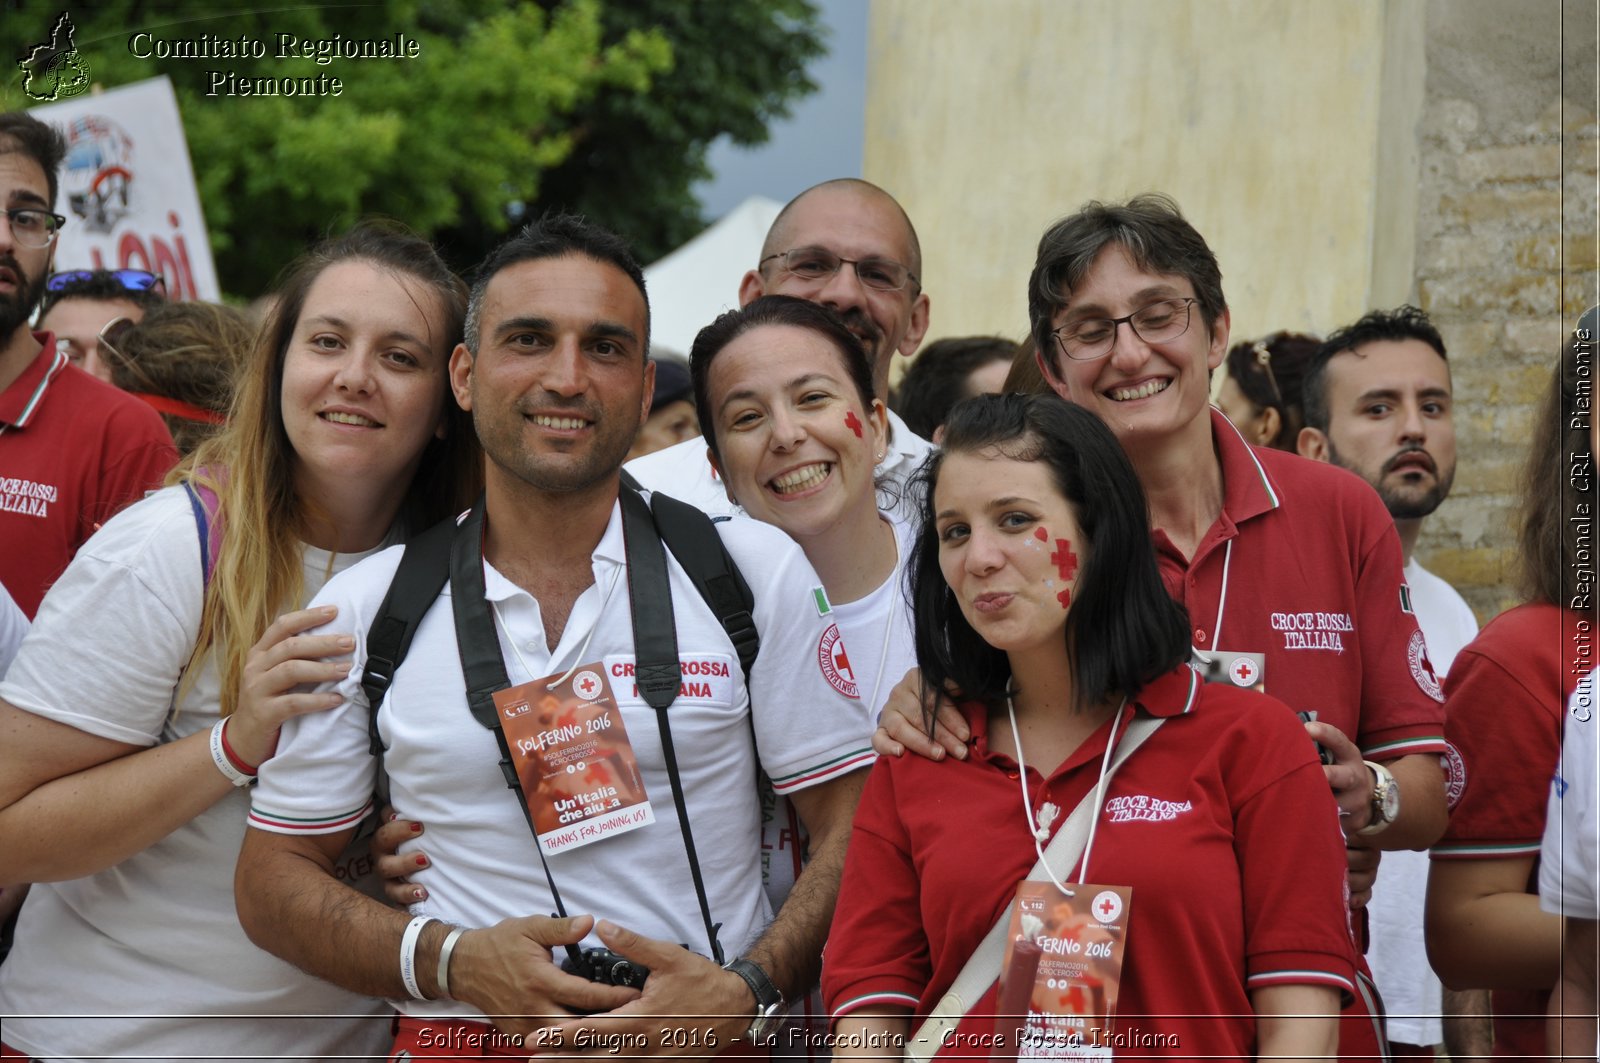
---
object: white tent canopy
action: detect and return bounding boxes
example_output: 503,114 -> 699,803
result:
643,195 -> 781,358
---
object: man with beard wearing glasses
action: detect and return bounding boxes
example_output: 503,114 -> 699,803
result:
0,112 -> 175,620
1298,305 -> 1484,1062
626,179 -> 932,520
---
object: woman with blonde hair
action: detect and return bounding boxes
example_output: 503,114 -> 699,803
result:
0,221 -> 480,1060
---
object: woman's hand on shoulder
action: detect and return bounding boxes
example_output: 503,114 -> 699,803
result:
871,667 -> 970,761
226,605 -> 351,768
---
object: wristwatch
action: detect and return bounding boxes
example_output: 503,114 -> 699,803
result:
1355,760 -> 1400,836
724,957 -> 785,1041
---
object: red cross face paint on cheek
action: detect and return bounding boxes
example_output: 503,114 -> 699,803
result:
1051,538 -> 1079,609
844,410 -> 863,438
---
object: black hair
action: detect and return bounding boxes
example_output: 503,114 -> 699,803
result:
1222,331 -> 1321,450
688,295 -> 876,464
1029,194 -> 1225,379
891,335 -> 1017,439
465,213 -> 649,354
908,393 -> 1190,717
1303,305 -> 1448,432
0,111 -> 68,209
38,269 -> 168,318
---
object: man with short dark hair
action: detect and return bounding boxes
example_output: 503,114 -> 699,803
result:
0,111 -> 175,618
1299,305 -> 1482,1060
236,215 -> 872,1059
626,178 -> 932,517
37,267 -> 166,383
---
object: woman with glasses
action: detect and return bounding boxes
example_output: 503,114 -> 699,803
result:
0,221 -> 481,1060
825,393 -> 1354,1061
1214,331 -> 1321,451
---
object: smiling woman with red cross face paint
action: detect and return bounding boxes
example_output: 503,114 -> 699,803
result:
823,394 -> 1354,1062
690,295 -> 916,720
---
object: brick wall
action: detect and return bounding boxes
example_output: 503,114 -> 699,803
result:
1412,0 -> 1597,621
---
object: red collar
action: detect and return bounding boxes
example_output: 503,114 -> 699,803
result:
0,332 -> 68,429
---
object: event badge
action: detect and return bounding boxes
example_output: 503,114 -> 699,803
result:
493,662 -> 654,855
1191,648 -> 1266,693
992,881 -> 1132,1061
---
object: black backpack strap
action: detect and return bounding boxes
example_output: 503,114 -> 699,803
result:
361,513 -> 455,757
647,490 -> 759,687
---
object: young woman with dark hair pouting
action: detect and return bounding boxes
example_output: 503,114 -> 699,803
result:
0,221 -> 480,1060
824,393 -> 1355,1062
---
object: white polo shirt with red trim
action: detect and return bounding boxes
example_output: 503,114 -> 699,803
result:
824,664 -> 1357,1060
0,333 -> 178,617
251,501 -> 877,1027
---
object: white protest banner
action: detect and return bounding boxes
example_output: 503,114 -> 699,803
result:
28,76 -> 219,301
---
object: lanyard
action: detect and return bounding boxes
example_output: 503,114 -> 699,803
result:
492,564 -> 625,690
1007,690 -> 1128,897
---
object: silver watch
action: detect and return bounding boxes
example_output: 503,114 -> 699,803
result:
1355,759 -> 1400,835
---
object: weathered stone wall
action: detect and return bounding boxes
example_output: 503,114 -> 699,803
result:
1412,0 -> 1597,621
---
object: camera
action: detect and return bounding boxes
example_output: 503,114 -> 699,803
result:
562,946 -> 651,990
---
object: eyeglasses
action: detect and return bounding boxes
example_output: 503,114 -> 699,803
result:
46,269 -> 166,294
1051,297 -> 1198,362
759,247 -> 919,293
2,208 -> 67,248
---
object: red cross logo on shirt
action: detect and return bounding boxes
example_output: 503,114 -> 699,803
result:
1229,656 -> 1260,687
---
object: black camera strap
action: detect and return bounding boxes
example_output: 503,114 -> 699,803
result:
617,485 -> 725,964
446,500 -> 576,929
430,493 -> 726,964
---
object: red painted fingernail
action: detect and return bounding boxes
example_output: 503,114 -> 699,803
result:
413,888 -> 426,901
414,854 -> 428,867
409,822 -> 423,833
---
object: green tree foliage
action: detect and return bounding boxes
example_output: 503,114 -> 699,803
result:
514,0 -> 825,264
7,1 -> 702,293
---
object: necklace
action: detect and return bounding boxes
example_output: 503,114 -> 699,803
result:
1006,688 -> 1127,897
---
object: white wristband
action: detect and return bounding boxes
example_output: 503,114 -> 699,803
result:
399,915 -> 436,1000
209,719 -> 255,787
436,926 -> 466,1000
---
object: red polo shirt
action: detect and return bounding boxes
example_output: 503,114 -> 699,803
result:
825,664 -> 1357,1062
1432,602 -> 1575,1061
1162,411 -> 1447,759
0,333 -> 177,617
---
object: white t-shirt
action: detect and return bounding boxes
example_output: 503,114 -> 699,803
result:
250,500 -> 878,1026
0,486 -> 393,1063
0,582 -> 27,679
1540,671 -> 1598,920
1365,556 -> 1480,1046
625,408 -> 934,524
761,512 -> 917,1060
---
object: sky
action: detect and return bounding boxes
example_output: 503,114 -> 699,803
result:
692,0 -> 867,220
